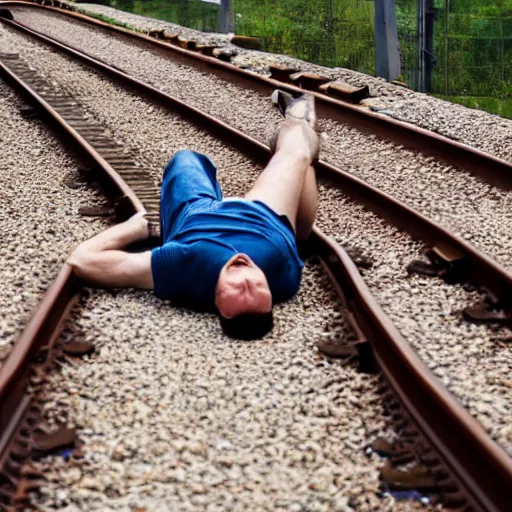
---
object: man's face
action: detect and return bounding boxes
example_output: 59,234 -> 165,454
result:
215,253 -> 272,319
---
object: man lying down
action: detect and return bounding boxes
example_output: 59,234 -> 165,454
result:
67,91 -> 320,340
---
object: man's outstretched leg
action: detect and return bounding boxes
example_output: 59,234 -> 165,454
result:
246,93 -> 319,238
245,119 -> 317,229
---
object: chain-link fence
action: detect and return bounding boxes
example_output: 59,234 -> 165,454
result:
108,0 -> 219,32
234,0 -> 375,73
434,1 -> 512,98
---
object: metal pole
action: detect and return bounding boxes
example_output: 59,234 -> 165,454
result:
218,0 -> 234,34
500,7 -> 505,81
418,0 -> 435,93
374,0 -> 401,82
418,0 -> 424,91
327,0 -> 336,66
424,0 -> 435,93
444,0 -> 449,95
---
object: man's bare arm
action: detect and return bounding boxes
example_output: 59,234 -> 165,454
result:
67,212 -> 154,289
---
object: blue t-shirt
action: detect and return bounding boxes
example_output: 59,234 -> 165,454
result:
151,199 -> 303,309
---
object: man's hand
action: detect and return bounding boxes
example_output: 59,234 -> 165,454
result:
126,211 -> 151,240
131,211 -> 160,240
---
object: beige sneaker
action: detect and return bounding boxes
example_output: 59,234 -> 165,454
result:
271,89 -> 316,128
270,90 -> 319,160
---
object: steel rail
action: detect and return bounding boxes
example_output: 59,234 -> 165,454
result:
2,16 -> 511,305
311,231 -> 512,512
0,265 -> 77,492
2,0 -> 512,189
0,17 -> 511,512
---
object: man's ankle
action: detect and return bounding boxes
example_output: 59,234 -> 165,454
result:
276,121 -> 319,162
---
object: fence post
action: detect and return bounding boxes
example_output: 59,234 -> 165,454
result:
218,0 -> 234,34
418,0 -> 436,93
374,0 -> 401,82
424,0 -> 435,93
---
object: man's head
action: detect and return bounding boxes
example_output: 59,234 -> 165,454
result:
215,253 -> 273,340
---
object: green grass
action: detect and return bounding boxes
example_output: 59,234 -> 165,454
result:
435,95 -> 512,119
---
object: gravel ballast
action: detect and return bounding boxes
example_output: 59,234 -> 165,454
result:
314,187 -> 512,457
0,79 -> 109,366
33,265 -> 405,512
1,17 -> 510,512
1,27 -> 415,512
10,6 -> 512,272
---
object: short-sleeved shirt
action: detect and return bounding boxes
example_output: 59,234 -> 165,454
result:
151,198 -> 303,309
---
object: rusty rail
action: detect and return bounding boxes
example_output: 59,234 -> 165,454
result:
2,0 -> 512,189
0,13 -> 511,512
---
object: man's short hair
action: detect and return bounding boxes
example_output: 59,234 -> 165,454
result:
219,310 -> 274,340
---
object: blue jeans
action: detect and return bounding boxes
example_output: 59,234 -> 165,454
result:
160,150 -> 222,243
160,150 -> 294,240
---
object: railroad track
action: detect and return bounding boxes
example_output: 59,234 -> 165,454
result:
0,9 -> 511,512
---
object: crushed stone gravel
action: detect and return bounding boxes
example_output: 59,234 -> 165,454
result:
317,119 -> 512,272
1,17 -> 510,512
9,7 -> 512,271
32,264 -> 409,512
0,80 -> 109,366
314,187 -> 512,457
